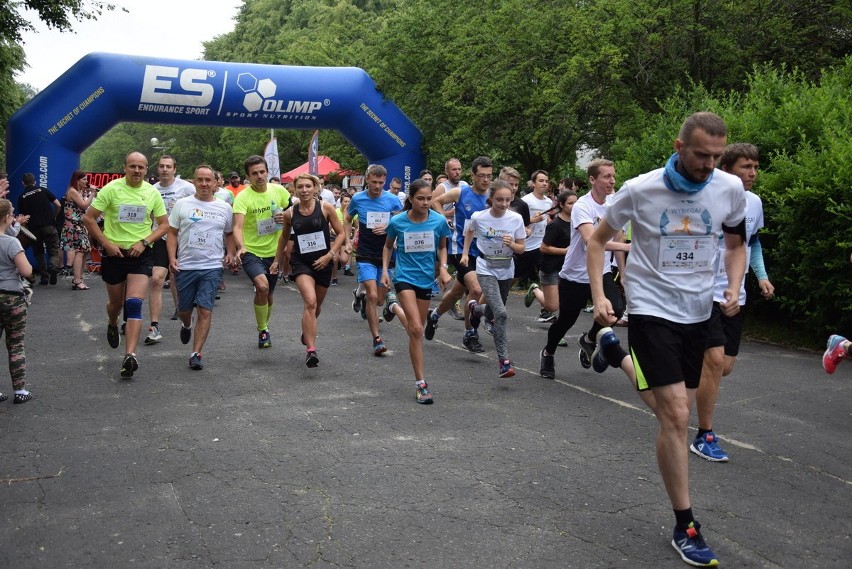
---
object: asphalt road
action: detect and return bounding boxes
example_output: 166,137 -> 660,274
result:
1,270 -> 849,568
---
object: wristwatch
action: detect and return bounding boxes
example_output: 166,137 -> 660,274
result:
441,264 -> 449,269
141,238 -> 151,247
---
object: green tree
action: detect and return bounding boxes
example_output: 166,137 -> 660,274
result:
0,41 -> 27,171
0,1 -> 120,43
202,0 -> 397,174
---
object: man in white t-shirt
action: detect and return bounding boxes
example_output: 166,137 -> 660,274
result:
586,112 -> 747,567
319,182 -> 336,206
691,142 -> 774,463
518,169 -> 554,316
538,159 -> 629,379
167,165 -> 235,371
146,155 -> 195,344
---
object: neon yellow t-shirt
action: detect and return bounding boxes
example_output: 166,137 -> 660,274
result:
91,178 -> 167,249
232,183 -> 292,257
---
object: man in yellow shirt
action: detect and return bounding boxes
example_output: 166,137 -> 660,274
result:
83,152 -> 169,378
232,155 -> 291,348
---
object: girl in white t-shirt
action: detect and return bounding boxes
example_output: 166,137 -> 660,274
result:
461,181 -> 526,378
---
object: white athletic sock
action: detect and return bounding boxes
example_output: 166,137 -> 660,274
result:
15,389 -> 30,395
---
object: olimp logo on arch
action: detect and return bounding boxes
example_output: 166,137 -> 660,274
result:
235,73 -> 328,120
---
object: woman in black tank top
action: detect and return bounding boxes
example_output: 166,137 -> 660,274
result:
276,174 -> 346,368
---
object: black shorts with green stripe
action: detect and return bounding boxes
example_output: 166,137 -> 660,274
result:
627,314 -> 710,391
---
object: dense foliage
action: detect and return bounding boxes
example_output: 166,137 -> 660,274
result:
84,0 -> 847,179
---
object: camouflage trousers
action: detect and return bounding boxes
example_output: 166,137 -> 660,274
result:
0,293 -> 27,391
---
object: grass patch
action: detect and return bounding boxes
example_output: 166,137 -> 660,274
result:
743,311 -> 822,352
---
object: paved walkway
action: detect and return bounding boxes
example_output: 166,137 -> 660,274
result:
1,270 -> 849,568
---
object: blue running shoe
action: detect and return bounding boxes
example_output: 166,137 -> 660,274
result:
671,522 -> 719,567
415,381 -> 433,404
373,337 -> 387,356
189,352 -> 203,370
499,359 -> 515,378
463,331 -> 484,353
690,431 -> 730,462
591,327 -> 619,373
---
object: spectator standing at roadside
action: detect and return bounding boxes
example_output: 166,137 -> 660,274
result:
18,173 -> 61,285
61,170 -> 96,290
0,198 -> 34,404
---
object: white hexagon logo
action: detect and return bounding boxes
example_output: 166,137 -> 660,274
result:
257,78 -> 276,98
243,92 -> 263,112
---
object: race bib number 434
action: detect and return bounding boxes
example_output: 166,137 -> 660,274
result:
658,236 -> 713,273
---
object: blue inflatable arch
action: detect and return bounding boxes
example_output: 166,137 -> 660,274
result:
6,53 -> 424,202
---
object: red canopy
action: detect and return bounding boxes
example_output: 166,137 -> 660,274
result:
280,156 -> 341,183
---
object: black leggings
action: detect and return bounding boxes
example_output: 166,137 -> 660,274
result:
544,274 -> 624,354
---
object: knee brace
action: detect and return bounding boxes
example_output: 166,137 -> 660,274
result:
124,297 -> 144,320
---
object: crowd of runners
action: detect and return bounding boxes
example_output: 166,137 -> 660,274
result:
2,110 -> 849,567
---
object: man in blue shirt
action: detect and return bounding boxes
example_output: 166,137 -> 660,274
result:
426,156 -> 492,352
345,164 -> 403,356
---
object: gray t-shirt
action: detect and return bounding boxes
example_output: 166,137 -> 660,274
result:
0,235 -> 24,293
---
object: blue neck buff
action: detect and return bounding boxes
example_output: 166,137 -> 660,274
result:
663,153 -> 713,194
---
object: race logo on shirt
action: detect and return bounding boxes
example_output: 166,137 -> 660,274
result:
659,201 -> 712,236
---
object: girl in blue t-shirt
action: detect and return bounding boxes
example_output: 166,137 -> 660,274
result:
382,179 -> 452,404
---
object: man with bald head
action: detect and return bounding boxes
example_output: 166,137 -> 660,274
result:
84,152 -> 169,379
